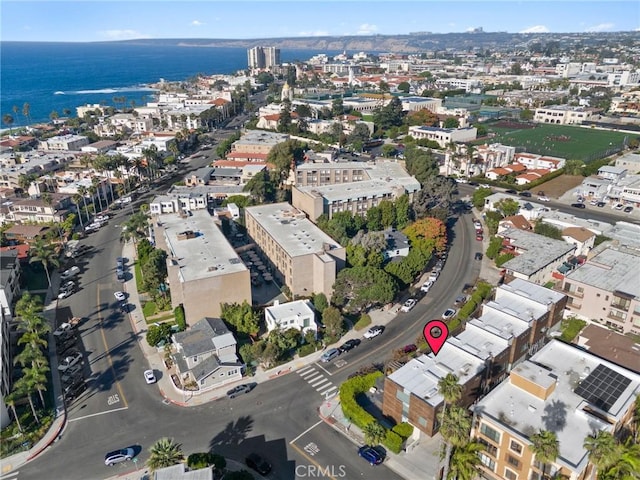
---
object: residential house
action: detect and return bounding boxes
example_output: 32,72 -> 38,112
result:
497,215 -> 532,234
383,228 -> 410,260
185,167 -> 214,187
471,340 -> 640,480
597,165 -> 627,182
154,210 -> 251,323
1,194 -> 72,225
153,463 -> 214,480
614,151 -> 640,173
513,153 -> 565,171
264,299 -> 317,337
498,228 -> 577,284
559,245 -> 640,335
80,140 -> 118,154
171,317 -> 244,392
149,193 -> 208,215
561,227 -> 595,257
472,144 -> 517,171
2,225 -> 49,243
575,324 -> 640,374
244,203 -> 345,298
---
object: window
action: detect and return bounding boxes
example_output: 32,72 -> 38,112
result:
509,440 -> 523,455
479,453 -> 496,471
478,437 -> 498,457
506,454 -> 521,468
504,468 -> 518,480
480,423 -> 501,443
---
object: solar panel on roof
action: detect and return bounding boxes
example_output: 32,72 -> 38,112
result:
574,364 -> 631,412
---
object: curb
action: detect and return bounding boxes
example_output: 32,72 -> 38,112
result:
25,412 -> 67,461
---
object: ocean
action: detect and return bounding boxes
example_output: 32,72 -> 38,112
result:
1,42 -> 335,125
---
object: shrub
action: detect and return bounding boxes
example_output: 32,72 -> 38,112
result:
476,281 -> 492,299
174,304 -> 186,332
392,422 -> 414,439
457,300 -> 477,320
146,323 -> 172,347
297,343 -> 317,357
354,313 -> 372,330
339,372 -> 383,429
495,253 -> 516,267
383,429 -> 404,454
187,452 -> 226,470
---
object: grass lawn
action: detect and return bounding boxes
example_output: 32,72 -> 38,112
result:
134,262 -> 145,293
560,317 -> 587,342
474,124 -> 634,162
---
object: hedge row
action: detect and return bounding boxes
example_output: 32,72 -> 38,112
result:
174,304 -> 186,332
339,372 -> 383,428
455,282 -> 493,323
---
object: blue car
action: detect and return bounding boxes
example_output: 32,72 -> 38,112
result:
358,446 -> 384,465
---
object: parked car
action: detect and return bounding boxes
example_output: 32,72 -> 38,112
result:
63,380 -> 86,402
226,383 -> 254,398
403,344 -> 418,354
428,271 -> 439,282
245,453 -> 272,475
56,336 -> 77,356
144,370 -> 156,384
455,295 -> 467,305
474,252 -> 483,261
537,196 -> 550,202
518,191 -> 532,198
320,348 -> 341,363
589,199 -> 600,206
105,448 -> 135,466
476,233 -> 484,241
596,201 -> 606,208
364,326 -> 384,339
400,298 -> 417,313
57,288 -> 74,299
420,280 -> 434,293
358,445 -> 384,465
442,308 -> 457,321
53,321 -> 77,337
60,365 -> 83,386
60,266 -> 80,280
114,291 -> 126,302
504,189 -> 518,195
624,206 -> 633,213
612,203 -> 624,210
571,203 -> 586,209
339,339 -> 361,353
58,351 -> 83,372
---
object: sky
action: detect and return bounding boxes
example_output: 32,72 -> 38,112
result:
1,0 -> 639,42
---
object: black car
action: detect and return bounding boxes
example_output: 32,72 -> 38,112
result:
245,452 -> 272,475
56,336 -> 77,355
623,206 -> 633,213
518,191 -> 532,197
468,181 -> 479,186
596,201 -> 606,208
571,203 -> 586,209
474,252 -> 483,260
505,189 -> 518,194
226,383 -> 254,399
339,339 -> 362,353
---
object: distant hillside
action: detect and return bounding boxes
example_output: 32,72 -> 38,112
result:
116,31 -> 640,53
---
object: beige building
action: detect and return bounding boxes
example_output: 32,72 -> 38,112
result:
154,210 -> 251,324
471,340 -> 640,480
230,131 -> 289,156
244,203 -> 345,298
533,106 -> 593,125
292,160 -> 421,221
559,245 -> 640,335
408,125 -> 477,147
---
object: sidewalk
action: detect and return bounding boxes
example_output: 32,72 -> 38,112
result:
101,459 -> 268,480
1,272 -> 67,476
318,396 -> 441,480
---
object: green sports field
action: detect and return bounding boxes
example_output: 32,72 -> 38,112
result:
474,123 -> 637,162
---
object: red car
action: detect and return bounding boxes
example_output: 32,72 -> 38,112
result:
476,234 -> 484,241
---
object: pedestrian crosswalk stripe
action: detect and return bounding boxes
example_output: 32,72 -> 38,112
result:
304,373 -> 323,383
300,369 -> 319,379
320,386 -> 337,395
315,381 -> 332,391
298,366 -> 314,375
311,378 -> 329,388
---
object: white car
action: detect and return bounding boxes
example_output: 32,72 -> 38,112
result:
400,299 -> 417,313
442,308 -> 457,321
364,326 -> 384,339
420,280 -> 434,293
53,322 -> 74,337
144,369 -> 156,384
58,351 -> 83,372
537,196 -> 550,202
114,291 -> 126,302
613,203 -> 624,210
428,271 -> 439,282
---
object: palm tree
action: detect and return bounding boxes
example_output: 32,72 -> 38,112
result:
12,105 -> 20,127
147,437 -> 184,471
531,429 -> 559,480
28,238 -> 60,289
438,373 -> 463,420
24,363 -> 49,407
72,194 -> 85,229
4,391 -> 23,432
447,441 -> 483,480
2,114 -> 15,134
91,177 -> 104,212
584,431 -> 620,476
631,395 -> 640,444
22,102 -> 32,125
440,405 -> 473,480
363,422 -> 386,447
12,376 -> 39,424
601,441 -> 640,480
77,186 -> 89,219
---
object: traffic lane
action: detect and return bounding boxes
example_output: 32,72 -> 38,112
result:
289,422 -> 404,480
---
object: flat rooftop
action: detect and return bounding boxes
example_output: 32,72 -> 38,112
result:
298,178 -> 419,202
388,345 -> 486,408
564,246 -> 640,299
449,323 -> 511,361
604,221 -> 640,249
265,299 -> 314,319
233,130 -> 289,147
501,228 -> 576,276
245,202 -> 341,258
159,210 -> 247,282
500,277 -> 566,306
475,340 -> 640,472
577,324 -> 640,374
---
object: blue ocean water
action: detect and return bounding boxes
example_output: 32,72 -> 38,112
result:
1,42 -> 334,125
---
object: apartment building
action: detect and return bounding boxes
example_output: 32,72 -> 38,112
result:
559,245 -> 640,335
1,194 -> 72,225
408,125 -> 477,147
149,193 -> 209,215
471,340 -> 640,480
533,106 -> 593,125
244,203 -> 345,298
513,153 -> 565,171
230,131 -> 289,156
0,249 -> 20,319
154,210 -> 251,323
39,134 -> 89,151
292,161 -> 421,221
475,143 -> 517,170
383,278 -> 567,437
247,46 -> 280,69
0,308 -> 11,428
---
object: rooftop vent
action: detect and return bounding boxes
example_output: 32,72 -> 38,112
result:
177,230 -> 197,240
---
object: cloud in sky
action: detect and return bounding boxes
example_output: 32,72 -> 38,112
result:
191,20 -> 205,27
100,29 -> 150,40
298,30 -> 329,37
586,22 -> 614,32
357,23 -> 378,34
520,25 -> 550,33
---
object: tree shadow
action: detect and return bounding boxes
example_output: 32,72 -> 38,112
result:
541,399 -> 568,432
208,415 -> 254,451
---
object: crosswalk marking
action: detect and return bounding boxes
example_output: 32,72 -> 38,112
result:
304,373 -> 323,383
318,385 -> 337,395
297,367 -> 337,397
310,378 -> 329,388
300,369 -> 319,379
298,366 -> 314,374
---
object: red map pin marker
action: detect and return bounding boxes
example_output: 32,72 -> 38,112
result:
423,320 -> 449,356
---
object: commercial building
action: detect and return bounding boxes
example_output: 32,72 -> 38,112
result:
244,203 -> 345,298
559,245 -> 640,335
292,161 -> 420,221
39,134 -> 89,151
408,125 -> 477,147
230,131 -> 289,156
533,105 -> 594,125
154,210 -> 251,324
471,340 -> 640,480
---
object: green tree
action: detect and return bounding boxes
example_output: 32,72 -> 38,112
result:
28,238 -> 60,289
440,405 -> 472,480
494,198 -> 520,217
373,97 -> 404,130
584,431 -> 620,476
379,200 -> 396,228
397,81 -> 411,93
2,113 -> 15,134
23,363 -> 49,407
347,123 -> 371,148
12,375 -> 39,424
312,293 -> 328,315
530,429 -> 559,480
4,391 -> 22,432
403,145 -> 439,186
322,306 -> 344,342
266,139 -> 306,182
141,248 -> 168,293
147,438 -> 185,472
331,266 -> 397,313
146,323 -> 172,347
602,441 -> 640,480
471,187 -> 493,209
564,159 -> 585,176
363,422 -> 386,446
220,301 -> 260,336
534,222 -> 563,240
447,441 -> 483,480
331,97 -> 344,117
243,170 -> 276,203
486,236 -> 503,259
438,373 -> 464,480
520,108 -> 534,121
395,194 -> 412,229
443,117 -> 460,129
278,99 -> 292,133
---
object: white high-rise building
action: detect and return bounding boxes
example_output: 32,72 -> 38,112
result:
247,46 -> 281,69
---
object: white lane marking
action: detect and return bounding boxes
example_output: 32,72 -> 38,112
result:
68,406 -> 128,422
309,377 -> 329,388
289,420 -> 323,444
299,369 -> 319,379
303,373 -> 323,383
315,363 -> 333,376
298,366 -> 314,374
